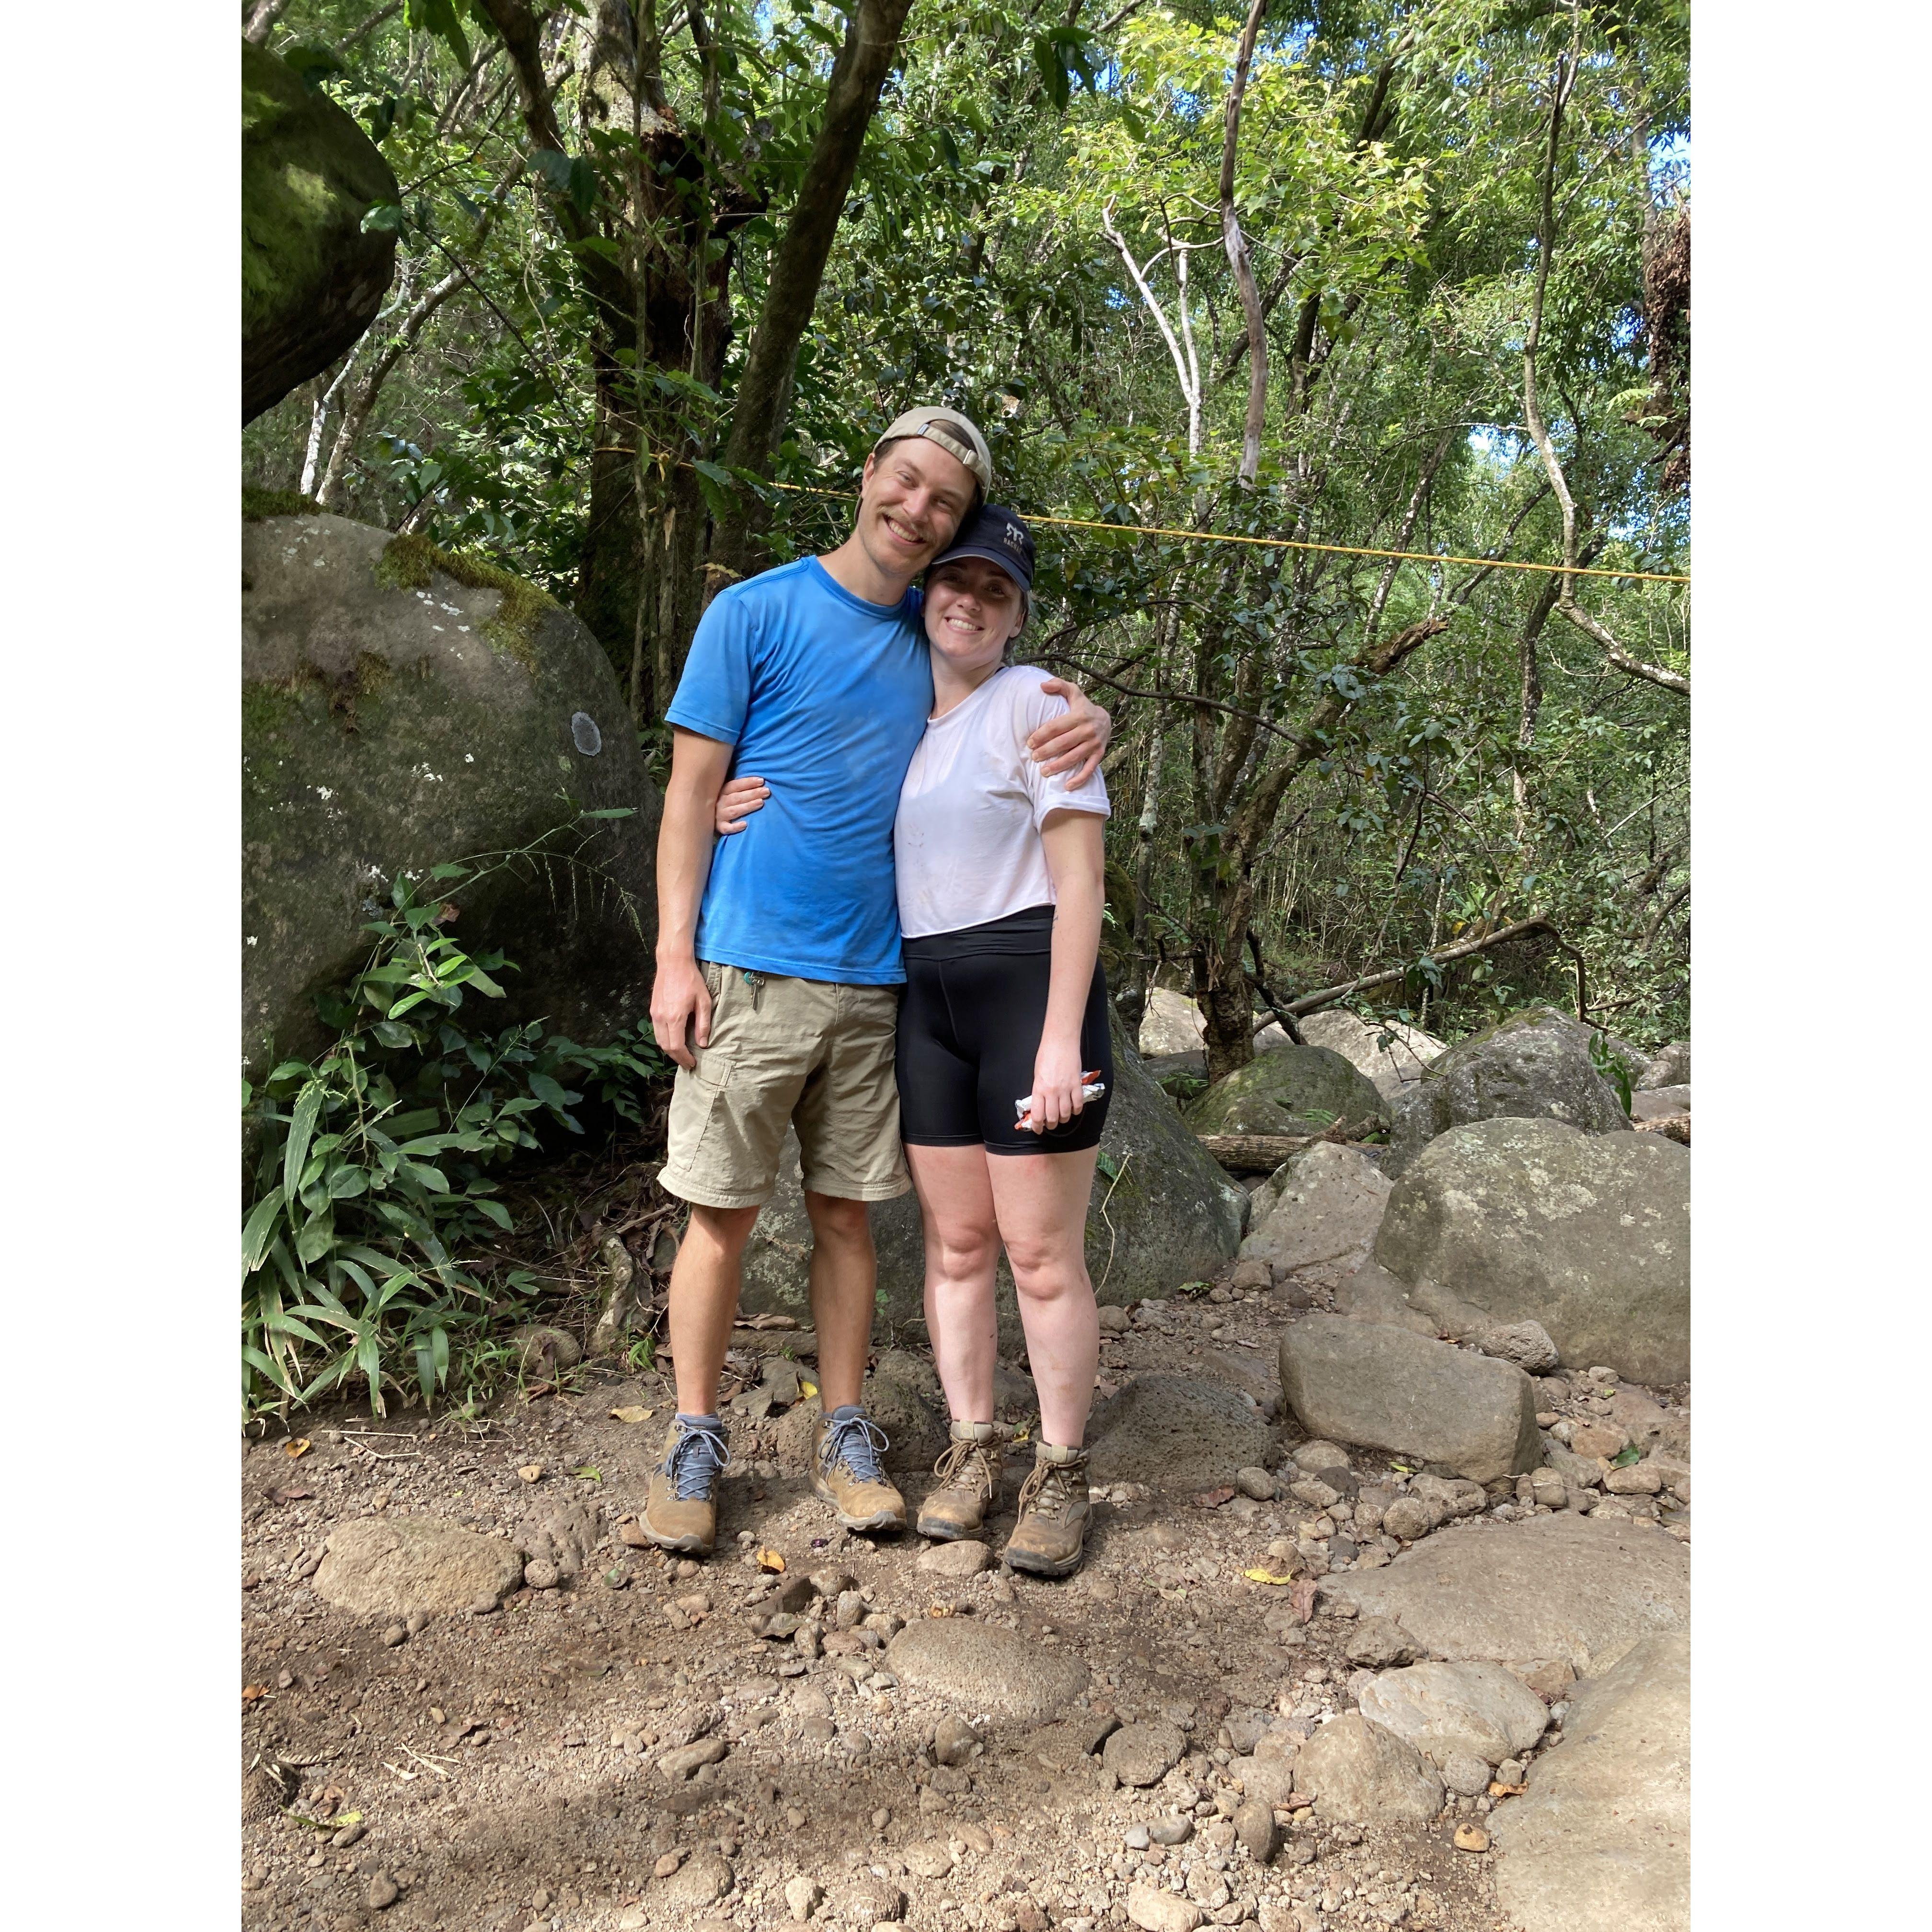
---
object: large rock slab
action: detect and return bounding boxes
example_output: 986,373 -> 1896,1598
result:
886,1618 -> 1089,1721
1278,1315 -> 1541,1484
739,1019 -> 1244,1333
1385,1007 -> 1632,1172
1322,1513 -> 1689,1675
1357,1661 -> 1550,1768
1299,1010 -> 1447,1103
243,41 -> 399,422
1186,1045 -> 1386,1138
1292,1713 -> 1443,1822
314,1517 -> 525,1617
1240,1144 -> 1391,1276
1375,1116 -> 1690,1385
242,513 -> 659,1070
1492,1632 -> 1689,1932
1086,1374 -> 1275,1490
1631,1084 -> 1690,1120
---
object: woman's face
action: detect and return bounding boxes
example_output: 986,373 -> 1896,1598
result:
924,555 -> 1025,674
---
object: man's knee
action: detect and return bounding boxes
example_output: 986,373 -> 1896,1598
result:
803,1190 -> 873,1244
687,1202 -> 761,1254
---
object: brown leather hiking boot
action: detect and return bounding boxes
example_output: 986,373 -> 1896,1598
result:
810,1405 -> 906,1534
1003,1441 -> 1090,1577
917,1419 -> 1008,1540
640,1414 -> 730,1556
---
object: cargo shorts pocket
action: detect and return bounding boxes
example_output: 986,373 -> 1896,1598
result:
687,960 -> 738,1091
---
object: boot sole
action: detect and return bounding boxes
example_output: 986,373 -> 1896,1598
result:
811,1470 -> 905,1534
915,1514 -> 985,1542
640,1520 -> 714,1556
1002,1538 -> 1087,1579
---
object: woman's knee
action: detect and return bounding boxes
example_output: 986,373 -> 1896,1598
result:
1006,1235 -> 1091,1303
928,1219 -> 1000,1285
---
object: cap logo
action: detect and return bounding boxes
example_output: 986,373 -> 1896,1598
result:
1002,522 -> 1026,553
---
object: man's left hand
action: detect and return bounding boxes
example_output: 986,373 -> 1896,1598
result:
1028,678 -> 1113,785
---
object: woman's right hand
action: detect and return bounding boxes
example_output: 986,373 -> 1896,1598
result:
714,773 -> 770,836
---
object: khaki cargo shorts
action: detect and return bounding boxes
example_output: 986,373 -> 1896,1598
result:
659,961 -> 911,1210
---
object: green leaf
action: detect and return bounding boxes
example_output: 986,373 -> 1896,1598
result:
526,1072 -> 572,1108
283,1084 -> 323,1211
403,0 -> 471,68
472,1197 -> 514,1230
360,202 -> 405,235
242,1189 -> 286,1275
1612,1442 -> 1644,1467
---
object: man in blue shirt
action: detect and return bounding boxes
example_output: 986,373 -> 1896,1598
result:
641,408 -> 1110,1555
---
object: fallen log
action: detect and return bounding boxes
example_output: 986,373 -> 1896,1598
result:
1197,1133 -> 1317,1173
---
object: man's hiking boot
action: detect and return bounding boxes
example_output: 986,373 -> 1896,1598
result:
811,1405 -> 906,1534
641,1414 -> 730,1556
1003,1441 -> 1090,1577
917,1419 -> 1008,1540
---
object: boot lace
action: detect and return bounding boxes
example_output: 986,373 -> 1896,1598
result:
821,1410 -> 891,1485
1017,1454 -> 1084,1522
662,1421 -> 729,1502
932,1436 -> 996,1497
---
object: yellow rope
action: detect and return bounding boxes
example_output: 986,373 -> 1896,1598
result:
753,477 -> 1691,585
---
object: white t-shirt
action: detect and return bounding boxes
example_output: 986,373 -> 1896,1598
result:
894,664 -> 1111,939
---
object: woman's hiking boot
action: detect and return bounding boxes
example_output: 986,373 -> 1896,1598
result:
810,1405 -> 906,1534
1003,1441 -> 1090,1577
917,1419 -> 1009,1540
641,1413 -> 730,1555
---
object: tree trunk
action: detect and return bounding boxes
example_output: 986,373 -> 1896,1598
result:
709,0 -> 918,580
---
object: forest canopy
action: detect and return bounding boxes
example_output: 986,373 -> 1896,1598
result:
243,0 -> 1690,1072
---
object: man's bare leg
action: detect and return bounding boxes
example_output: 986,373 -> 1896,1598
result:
803,1190 -> 905,1531
667,1203 -> 761,1416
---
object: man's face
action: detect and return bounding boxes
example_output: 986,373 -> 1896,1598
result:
857,437 -> 977,584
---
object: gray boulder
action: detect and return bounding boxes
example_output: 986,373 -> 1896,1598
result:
1637,1041 -> 1690,1090
1331,1258 -> 1438,1335
1357,1661 -> 1550,1768
242,514 -> 659,1071
1278,1315 -> 1541,1484
1385,1007 -> 1632,1173
1138,987 -> 1206,1057
1292,1713 -> 1443,1823
738,1018 -> 1243,1334
1375,1116 -> 1690,1386
314,1517 -> 524,1617
886,1618 -> 1089,1721
1492,1633 -> 1689,1932
243,41 -> 399,422
1239,1143 -> 1391,1276
1631,1084 -> 1690,1120
1298,1010 -> 1447,1103
1185,1044 -> 1386,1137
1322,1513 -> 1689,1675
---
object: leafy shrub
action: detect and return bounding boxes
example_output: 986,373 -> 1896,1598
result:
241,847 -> 669,1421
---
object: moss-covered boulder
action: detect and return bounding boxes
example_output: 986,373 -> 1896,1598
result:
242,40 -> 399,422
1184,1043 -> 1386,1137
1385,1007 -> 1632,1174
242,510 -> 660,1070
737,1013 -> 1245,1340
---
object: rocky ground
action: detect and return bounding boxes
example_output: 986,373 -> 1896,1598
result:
241,1255 -> 1689,1932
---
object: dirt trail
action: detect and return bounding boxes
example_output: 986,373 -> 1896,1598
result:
241,1275 -> 1685,1932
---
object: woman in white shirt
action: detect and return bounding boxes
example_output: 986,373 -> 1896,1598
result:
716,505 -> 1110,1576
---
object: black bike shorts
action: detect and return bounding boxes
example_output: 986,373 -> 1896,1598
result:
897,905 -> 1114,1155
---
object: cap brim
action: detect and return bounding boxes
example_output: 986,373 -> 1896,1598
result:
928,543 -> 1031,592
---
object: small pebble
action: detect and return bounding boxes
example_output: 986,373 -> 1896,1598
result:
380,1625 -> 407,1649
367,1871 -> 400,1909
1454,1824 -> 1490,1853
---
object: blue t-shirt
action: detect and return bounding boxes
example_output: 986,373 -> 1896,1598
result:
666,556 -> 935,984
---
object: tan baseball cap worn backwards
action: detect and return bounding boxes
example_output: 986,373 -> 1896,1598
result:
872,407 -> 993,497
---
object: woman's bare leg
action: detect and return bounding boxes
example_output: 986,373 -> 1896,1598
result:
986,1148 -> 1100,1447
906,1144 -> 1001,1422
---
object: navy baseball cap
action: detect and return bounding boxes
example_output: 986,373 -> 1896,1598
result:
927,503 -> 1035,595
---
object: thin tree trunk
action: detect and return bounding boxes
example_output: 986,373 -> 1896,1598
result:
709,0 -> 918,579
243,0 -> 292,45
1219,0 -> 1269,485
